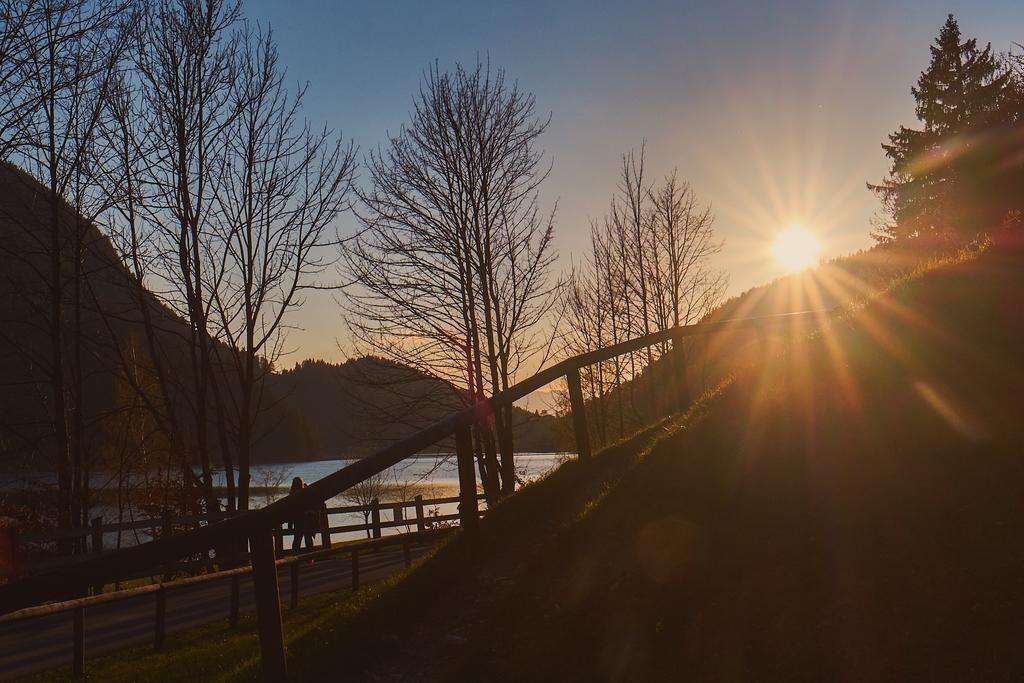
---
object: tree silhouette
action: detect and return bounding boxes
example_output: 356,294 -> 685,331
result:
344,60 -> 557,503
869,15 -> 1023,244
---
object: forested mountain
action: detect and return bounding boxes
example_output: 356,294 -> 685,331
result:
0,162 -> 557,476
260,358 -> 557,462
0,161 -> 163,471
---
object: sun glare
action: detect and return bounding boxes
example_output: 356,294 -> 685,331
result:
772,225 -> 821,273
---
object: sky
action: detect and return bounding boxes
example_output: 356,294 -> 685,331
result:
243,0 -> 1024,364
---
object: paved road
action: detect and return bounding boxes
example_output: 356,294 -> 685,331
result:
0,545 -> 428,680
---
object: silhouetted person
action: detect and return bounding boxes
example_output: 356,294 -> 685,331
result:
287,477 -> 317,552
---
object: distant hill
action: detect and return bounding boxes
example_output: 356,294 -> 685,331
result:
257,357 -> 558,463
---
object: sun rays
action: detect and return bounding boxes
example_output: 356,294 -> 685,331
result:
772,225 -> 821,272
706,237 -> 993,473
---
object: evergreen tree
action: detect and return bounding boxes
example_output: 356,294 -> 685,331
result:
869,15 -> 1021,243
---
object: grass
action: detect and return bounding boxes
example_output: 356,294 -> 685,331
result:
23,548 -> 440,682
26,608 -> 268,683
26,227 -> 1024,681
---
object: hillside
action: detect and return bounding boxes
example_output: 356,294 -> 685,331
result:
274,224 -> 1024,680
0,161 -> 176,468
574,236 -> 983,448
0,163 -> 559,474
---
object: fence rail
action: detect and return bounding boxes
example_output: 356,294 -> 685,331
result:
13,493 -> 484,578
18,493 -> 479,546
0,308 -> 834,681
1,528 -> 452,678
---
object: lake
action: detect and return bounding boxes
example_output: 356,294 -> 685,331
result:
3,453 -> 569,549
220,453 -> 568,547
238,452 -> 566,497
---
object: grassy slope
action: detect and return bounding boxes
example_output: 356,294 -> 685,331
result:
444,235 -> 1024,682
23,562 -> 420,682
289,228 -> 1024,681
38,228 -> 1024,681
563,234 -> 953,453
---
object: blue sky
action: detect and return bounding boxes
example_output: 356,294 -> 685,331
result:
244,0 -> 1024,363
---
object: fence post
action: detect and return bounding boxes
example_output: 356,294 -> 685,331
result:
154,586 -> 166,651
319,505 -> 331,549
351,549 -> 360,591
250,530 -> 287,682
394,503 -> 404,529
455,424 -> 480,537
90,517 -> 103,555
8,528 -> 18,580
273,523 -> 284,558
566,366 -> 592,460
670,336 -> 691,414
370,498 -> 382,539
90,517 -> 105,594
72,605 -> 84,678
414,495 -> 425,533
229,574 -> 241,628
290,561 -> 301,609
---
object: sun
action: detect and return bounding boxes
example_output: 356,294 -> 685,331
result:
771,225 -> 821,273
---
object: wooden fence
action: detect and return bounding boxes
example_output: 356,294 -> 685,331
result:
0,309 -> 833,681
0,527 -> 455,678
12,493 -> 483,578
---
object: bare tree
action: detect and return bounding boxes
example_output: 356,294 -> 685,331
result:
89,2 -> 355,520
344,60 -> 557,503
0,0 -> 132,547
127,0 -> 243,514
562,157 -> 726,445
561,255 -> 610,443
89,67 -> 202,519
613,146 -> 654,364
0,0 -> 37,158
648,169 -> 726,331
575,216 -> 633,440
341,470 -> 390,539
210,25 -> 355,510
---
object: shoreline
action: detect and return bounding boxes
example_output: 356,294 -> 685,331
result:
0,452 -> 570,481
246,451 -> 570,467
